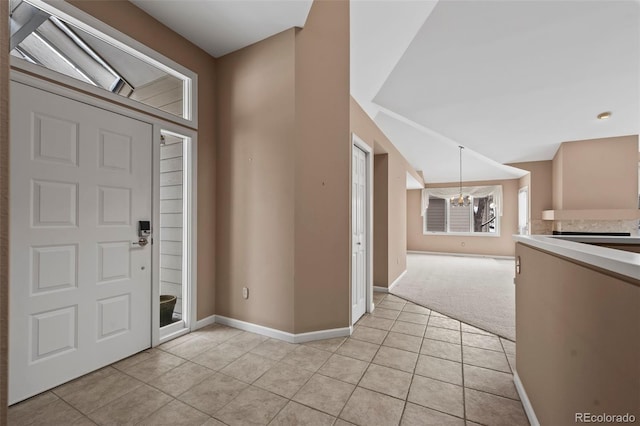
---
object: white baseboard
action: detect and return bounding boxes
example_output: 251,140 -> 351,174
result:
389,270 -> 407,291
373,269 -> 407,293
193,315 -> 216,330
513,371 -> 540,426
214,315 -> 352,344
408,250 -> 515,260
292,326 -> 353,344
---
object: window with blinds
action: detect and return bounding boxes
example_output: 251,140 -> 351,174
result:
424,193 -> 499,235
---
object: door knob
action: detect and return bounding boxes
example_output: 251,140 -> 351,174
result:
132,237 -> 149,247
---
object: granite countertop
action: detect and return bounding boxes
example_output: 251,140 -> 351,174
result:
513,234 -> 640,281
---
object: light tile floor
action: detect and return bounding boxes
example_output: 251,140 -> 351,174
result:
9,293 -> 528,425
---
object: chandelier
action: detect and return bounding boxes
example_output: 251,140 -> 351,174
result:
451,146 -> 470,207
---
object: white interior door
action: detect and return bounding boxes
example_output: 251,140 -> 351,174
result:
352,145 -> 367,323
9,82 -> 152,404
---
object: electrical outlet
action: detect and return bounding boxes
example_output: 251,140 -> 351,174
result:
242,287 -> 249,299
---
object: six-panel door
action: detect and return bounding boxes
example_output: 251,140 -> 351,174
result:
9,82 -> 152,404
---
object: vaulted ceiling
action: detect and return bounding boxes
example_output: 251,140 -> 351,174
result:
131,0 -> 640,184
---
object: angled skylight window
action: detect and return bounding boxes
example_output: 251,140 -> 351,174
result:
9,0 -> 190,120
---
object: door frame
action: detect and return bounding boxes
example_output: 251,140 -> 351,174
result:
518,186 -> 529,235
153,125 -> 198,345
351,134 -> 373,325
10,70 -> 198,349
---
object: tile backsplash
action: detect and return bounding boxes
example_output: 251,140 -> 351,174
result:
552,219 -> 638,235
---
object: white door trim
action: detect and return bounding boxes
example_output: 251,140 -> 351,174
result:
352,134 -> 373,322
10,70 -> 198,349
11,70 -> 187,131
153,126 -> 198,346
518,186 -> 530,235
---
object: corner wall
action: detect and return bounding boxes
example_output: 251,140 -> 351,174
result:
407,179 -> 519,257
350,98 -> 420,288
216,29 -> 296,332
388,151 -> 408,281
552,135 -> 638,210
216,0 -> 350,334
68,0 -> 218,320
373,155 -> 389,286
293,0 -> 351,333
509,160 -> 553,234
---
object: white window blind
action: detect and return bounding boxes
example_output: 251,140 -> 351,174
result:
449,204 -> 471,232
426,197 -> 446,232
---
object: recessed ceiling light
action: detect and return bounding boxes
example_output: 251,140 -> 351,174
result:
597,111 -> 612,120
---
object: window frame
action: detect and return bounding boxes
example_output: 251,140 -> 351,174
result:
423,192 -> 501,237
10,0 -> 198,129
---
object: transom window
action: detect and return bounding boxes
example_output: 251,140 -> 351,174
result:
422,186 -> 501,235
9,0 -> 193,121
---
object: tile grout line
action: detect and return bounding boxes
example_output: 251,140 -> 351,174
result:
119,334 -> 252,425
263,336 -> 352,424
397,305 -> 431,425
131,395 -> 179,426
461,319 -> 468,423
333,293 -> 392,423
214,345 -> 319,422
415,312 -> 471,422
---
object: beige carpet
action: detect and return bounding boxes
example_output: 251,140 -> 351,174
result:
391,253 -> 516,341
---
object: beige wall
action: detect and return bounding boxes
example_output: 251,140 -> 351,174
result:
510,161 -> 552,220
1,0 -> 9,421
350,98 -> 420,287
552,135 -> 638,210
293,0 -> 350,332
552,146 -> 564,210
216,0 -> 350,333
407,179 -> 519,256
388,152 -> 408,280
374,155 -> 389,286
68,0 -> 218,320
216,29 -> 296,332
516,243 -> 640,424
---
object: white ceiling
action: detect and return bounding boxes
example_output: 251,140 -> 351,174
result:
130,0 -> 313,57
353,0 -> 639,183
129,0 -> 639,184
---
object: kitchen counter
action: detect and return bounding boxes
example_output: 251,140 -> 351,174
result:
513,234 -> 640,281
513,236 -> 640,425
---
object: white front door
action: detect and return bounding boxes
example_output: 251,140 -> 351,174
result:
9,82 -> 153,404
352,145 -> 367,323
